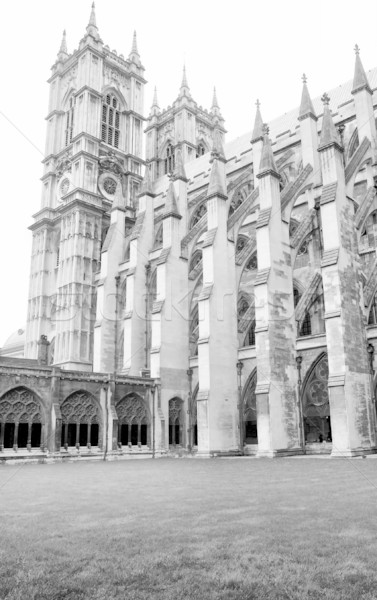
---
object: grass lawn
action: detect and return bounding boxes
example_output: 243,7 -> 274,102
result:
0,457 -> 377,600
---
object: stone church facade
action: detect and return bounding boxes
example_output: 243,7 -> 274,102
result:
1,5 -> 377,460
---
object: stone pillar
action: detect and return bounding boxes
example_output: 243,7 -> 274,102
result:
318,94 -> 376,456
254,130 -> 301,457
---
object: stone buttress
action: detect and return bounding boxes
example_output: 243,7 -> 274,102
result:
318,94 -> 377,456
196,133 -> 239,455
254,129 -> 301,457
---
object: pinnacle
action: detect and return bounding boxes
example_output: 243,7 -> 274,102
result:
130,30 -> 139,56
251,99 -> 264,143
152,86 -> 159,108
173,148 -> 187,181
163,181 -> 181,218
58,30 -> 68,57
211,86 -> 219,109
86,1 -> 99,38
181,65 -> 189,90
211,128 -> 226,162
257,127 -> 279,179
299,74 -> 316,121
207,155 -> 227,198
318,94 -> 342,151
352,44 -> 372,94
141,165 -> 153,195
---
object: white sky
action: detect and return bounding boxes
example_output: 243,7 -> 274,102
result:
0,0 -> 376,346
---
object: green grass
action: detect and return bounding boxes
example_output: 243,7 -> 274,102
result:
1,457 -> 377,600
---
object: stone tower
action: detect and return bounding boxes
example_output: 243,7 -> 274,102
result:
145,68 -> 226,180
24,4 -> 146,370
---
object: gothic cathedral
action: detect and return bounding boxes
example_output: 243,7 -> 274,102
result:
0,5 -> 376,460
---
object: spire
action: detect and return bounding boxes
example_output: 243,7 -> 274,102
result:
298,74 -> 317,121
179,65 -> 190,97
257,125 -> 279,179
163,180 -> 181,219
210,128 -> 226,163
352,44 -> 372,95
211,87 -> 219,110
251,99 -> 264,143
318,93 -> 343,152
173,148 -> 188,181
86,2 -> 99,37
57,30 -> 68,60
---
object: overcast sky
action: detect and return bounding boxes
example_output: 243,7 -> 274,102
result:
0,0 -> 376,346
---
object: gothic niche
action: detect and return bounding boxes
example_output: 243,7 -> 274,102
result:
0,388 -> 43,450
302,354 -> 331,444
60,392 -> 101,449
169,397 -> 183,446
243,371 -> 257,445
116,394 -> 149,447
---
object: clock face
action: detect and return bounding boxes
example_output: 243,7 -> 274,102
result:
103,177 -> 117,195
60,178 -> 70,196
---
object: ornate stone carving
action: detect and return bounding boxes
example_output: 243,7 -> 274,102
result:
60,392 -> 100,424
0,388 -> 42,423
103,177 -> 117,195
116,395 -> 148,424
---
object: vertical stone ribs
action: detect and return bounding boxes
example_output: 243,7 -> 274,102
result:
295,271 -> 322,326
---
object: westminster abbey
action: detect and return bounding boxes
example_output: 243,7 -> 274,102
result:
0,4 -> 377,460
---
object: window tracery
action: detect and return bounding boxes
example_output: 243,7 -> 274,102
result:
169,397 -> 183,445
243,371 -> 257,444
190,203 -> 207,229
116,394 -> 149,447
60,392 -> 101,448
302,354 -> 331,443
164,144 -> 175,174
101,93 -> 120,148
0,388 -> 43,450
65,96 -> 76,147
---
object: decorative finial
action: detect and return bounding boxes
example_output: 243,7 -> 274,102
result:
255,99 -> 261,109
262,123 -> 269,136
354,44 -> 360,55
211,86 -> 219,109
321,93 -> 330,106
58,29 -> 68,55
181,64 -> 189,89
302,73 -> 307,84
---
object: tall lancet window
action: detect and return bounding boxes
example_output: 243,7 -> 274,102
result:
101,94 -> 120,148
164,144 -> 175,174
65,97 -> 76,146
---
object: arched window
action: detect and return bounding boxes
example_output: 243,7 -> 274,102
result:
293,287 -> 301,308
196,143 -> 205,158
60,391 -> 101,449
153,224 -> 163,250
302,354 -> 331,444
245,254 -> 258,271
244,322 -> 256,346
189,250 -> 202,279
169,397 -> 183,445
116,394 -> 150,447
190,203 -> 207,228
189,306 -> 199,357
0,388 -> 44,451
243,371 -> 257,445
164,144 -> 175,174
236,235 -> 248,255
101,93 -> 120,148
300,311 -> 312,337
65,96 -> 76,146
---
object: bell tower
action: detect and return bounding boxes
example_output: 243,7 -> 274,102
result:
25,4 -> 146,370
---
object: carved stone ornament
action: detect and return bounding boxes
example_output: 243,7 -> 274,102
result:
57,173 -> 73,204
103,177 -> 117,195
98,150 -> 124,176
55,150 -> 72,181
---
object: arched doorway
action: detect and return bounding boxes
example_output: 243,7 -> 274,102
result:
0,387 -> 44,451
60,391 -> 102,449
302,354 -> 331,444
116,394 -> 150,447
169,397 -> 184,446
242,370 -> 258,445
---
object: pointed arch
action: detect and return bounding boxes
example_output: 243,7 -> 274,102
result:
241,369 -> 257,445
301,352 -> 331,444
169,397 -> 184,446
0,387 -> 46,450
60,390 -> 102,448
116,392 -> 150,447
